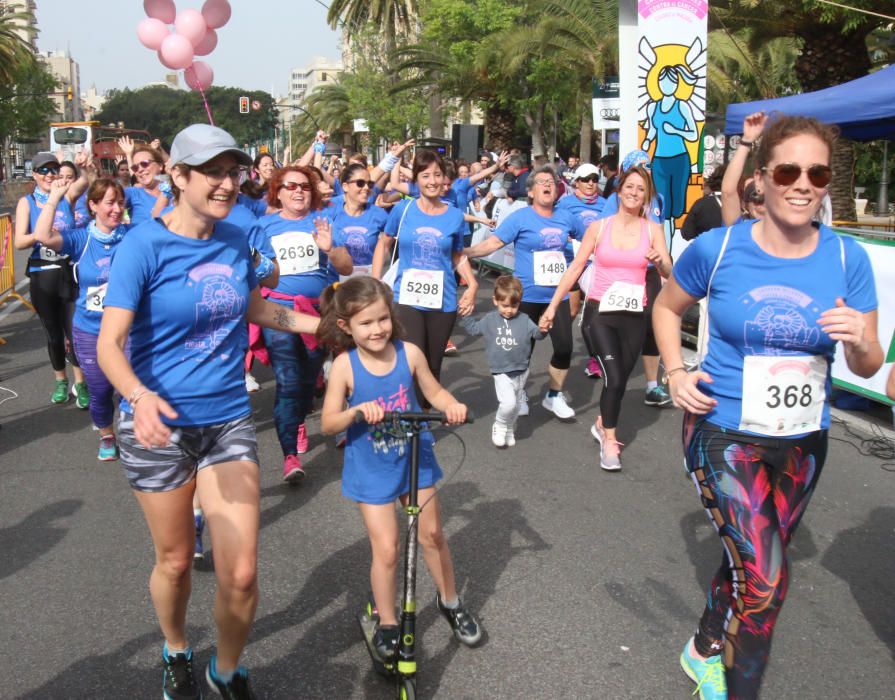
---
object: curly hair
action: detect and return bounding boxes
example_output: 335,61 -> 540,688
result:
266,165 -> 323,210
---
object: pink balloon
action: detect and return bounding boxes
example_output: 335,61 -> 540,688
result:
137,18 -> 170,51
175,8 -> 207,47
185,61 -> 214,92
193,27 -> 218,56
158,33 -> 194,70
143,0 -> 176,24
201,0 -> 231,30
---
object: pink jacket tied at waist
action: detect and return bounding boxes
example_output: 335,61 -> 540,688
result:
246,289 -> 321,368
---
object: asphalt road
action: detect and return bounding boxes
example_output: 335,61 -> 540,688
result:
1,262 -> 893,699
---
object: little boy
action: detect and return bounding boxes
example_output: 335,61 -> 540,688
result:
460,275 -> 546,447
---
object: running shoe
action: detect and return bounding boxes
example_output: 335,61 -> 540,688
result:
206,655 -> 257,700
282,454 -> 305,483
542,392 -> 575,420
491,422 -> 506,448
435,593 -> 482,646
296,423 -> 309,454
680,638 -> 727,700
444,339 -> 459,356
584,358 -> 602,378
163,646 -> 201,700
591,416 -> 622,472
244,373 -> 260,393
194,513 -> 205,560
645,386 -> 673,407
518,394 -> 530,417
504,426 -> 516,447
72,382 -> 89,410
97,435 -> 119,462
51,379 -> 69,404
372,624 -> 399,663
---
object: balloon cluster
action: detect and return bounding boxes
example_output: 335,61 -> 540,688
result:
137,0 -> 231,92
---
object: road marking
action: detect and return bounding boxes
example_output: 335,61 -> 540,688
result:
0,278 -> 31,322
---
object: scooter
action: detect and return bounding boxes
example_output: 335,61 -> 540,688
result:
356,410 -> 472,700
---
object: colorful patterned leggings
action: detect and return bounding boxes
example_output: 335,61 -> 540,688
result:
683,415 -> 827,699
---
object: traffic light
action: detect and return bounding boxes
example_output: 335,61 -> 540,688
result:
66,85 -> 73,101
239,96 -> 249,114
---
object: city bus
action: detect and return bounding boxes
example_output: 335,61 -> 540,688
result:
49,121 -> 152,175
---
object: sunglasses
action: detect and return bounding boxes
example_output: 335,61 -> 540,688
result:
347,179 -> 374,189
762,163 -> 832,188
577,175 -> 600,184
131,159 -> 158,173
35,165 -> 59,175
280,181 -> 312,192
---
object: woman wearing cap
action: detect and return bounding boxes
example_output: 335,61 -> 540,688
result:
654,115 -> 881,699
97,124 -> 321,700
464,166 -> 584,420
14,151 -> 91,406
116,135 -> 170,224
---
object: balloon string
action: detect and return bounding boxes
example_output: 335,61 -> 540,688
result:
187,65 -> 215,126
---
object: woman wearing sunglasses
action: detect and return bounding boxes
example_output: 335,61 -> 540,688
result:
654,115 -> 883,699
247,166 -> 352,481
97,125 -> 321,699
116,136 -> 170,225
14,151 -> 91,406
330,163 -> 390,281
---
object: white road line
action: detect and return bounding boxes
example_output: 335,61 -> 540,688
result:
0,277 -> 31,322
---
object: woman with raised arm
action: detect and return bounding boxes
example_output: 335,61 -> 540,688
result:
97,124 -> 320,700
653,115 -> 882,700
116,135 -> 170,224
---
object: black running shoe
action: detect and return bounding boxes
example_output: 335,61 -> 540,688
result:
372,624 -> 399,662
205,656 -> 257,700
163,648 -> 202,700
435,593 -> 482,646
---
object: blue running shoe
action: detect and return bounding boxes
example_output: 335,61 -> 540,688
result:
680,638 -> 727,699
194,514 -> 205,560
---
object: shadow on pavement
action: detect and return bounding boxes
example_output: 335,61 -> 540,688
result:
0,498 -> 82,580
821,506 -> 895,660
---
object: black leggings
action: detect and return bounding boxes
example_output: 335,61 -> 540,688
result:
641,266 -> 661,356
519,299 -> 573,370
396,306 -> 456,407
582,301 -> 645,428
29,268 -> 79,372
684,415 -> 827,699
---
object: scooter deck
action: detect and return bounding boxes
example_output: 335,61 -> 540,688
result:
357,611 -> 395,678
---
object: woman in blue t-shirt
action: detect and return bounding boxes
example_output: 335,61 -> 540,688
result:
464,166 -> 583,421
117,136 -> 170,224
32,177 -> 134,461
372,150 -> 478,397
97,124 -> 321,698
653,116 -> 883,699
247,165 -> 352,482
330,162 -> 389,280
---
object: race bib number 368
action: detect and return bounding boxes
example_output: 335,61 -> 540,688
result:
739,355 -> 826,436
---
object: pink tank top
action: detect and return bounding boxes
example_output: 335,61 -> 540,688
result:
587,216 -> 650,302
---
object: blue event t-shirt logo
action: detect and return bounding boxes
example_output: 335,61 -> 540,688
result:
741,285 -> 822,356
184,263 -> 245,361
343,225 -> 371,259
412,226 -> 443,267
539,227 -> 565,249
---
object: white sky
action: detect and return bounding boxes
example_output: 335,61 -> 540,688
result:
35,0 -> 342,95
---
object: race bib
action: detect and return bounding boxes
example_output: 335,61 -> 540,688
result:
533,250 -> 566,287
599,281 -> 644,313
399,268 -> 444,309
272,232 -> 319,275
740,355 -> 826,436
85,283 -> 107,312
38,245 -> 65,262
340,263 -> 372,282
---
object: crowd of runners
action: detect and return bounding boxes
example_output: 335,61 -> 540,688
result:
11,110 -> 890,699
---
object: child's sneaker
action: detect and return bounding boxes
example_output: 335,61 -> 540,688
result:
435,593 -> 482,646
518,393 -> 529,417
372,624 -> 399,662
680,638 -> 727,699
194,513 -> 205,560
584,358 -> 602,378
296,423 -> 309,454
504,426 -> 516,447
282,454 -> 305,482
97,435 -> 119,462
205,655 -> 257,700
491,422 -> 506,447
444,339 -> 459,356
162,646 -> 201,700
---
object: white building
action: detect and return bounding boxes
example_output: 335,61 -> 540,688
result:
280,56 -> 343,126
41,49 -> 82,121
0,0 -> 38,51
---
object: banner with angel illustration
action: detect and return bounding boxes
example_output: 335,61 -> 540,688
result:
636,0 -> 708,256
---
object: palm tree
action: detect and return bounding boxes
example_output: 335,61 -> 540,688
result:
0,4 -> 36,87
325,0 -> 419,36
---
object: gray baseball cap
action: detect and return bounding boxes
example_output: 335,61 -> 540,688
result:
32,152 -> 60,170
168,124 -> 252,167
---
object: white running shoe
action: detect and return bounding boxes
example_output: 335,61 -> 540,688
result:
245,373 -> 261,392
542,392 -> 575,420
504,426 -> 516,447
518,394 -> 529,417
491,422 -> 507,447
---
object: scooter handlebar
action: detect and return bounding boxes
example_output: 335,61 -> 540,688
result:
353,410 -> 475,425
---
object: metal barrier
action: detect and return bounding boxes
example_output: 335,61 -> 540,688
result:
0,212 -> 35,344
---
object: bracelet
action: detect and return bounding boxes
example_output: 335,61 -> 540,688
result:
738,139 -> 753,148
129,386 -> 157,407
663,367 -> 687,384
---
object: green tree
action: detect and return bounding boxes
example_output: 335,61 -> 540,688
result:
0,59 -> 58,145
0,4 -> 35,86
326,0 -> 419,35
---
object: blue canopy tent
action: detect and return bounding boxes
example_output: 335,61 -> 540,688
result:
724,65 -> 895,141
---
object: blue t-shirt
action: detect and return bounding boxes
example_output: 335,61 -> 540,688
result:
494,206 -> 583,303
330,202 -> 389,275
248,210 -> 334,303
556,194 -> 606,262
25,195 -> 75,272
73,193 -> 91,227
239,193 -> 268,218
59,225 -> 131,336
103,218 -> 259,426
384,199 -> 466,312
673,222 -> 877,435
125,186 -> 163,225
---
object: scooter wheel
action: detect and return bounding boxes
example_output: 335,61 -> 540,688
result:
398,677 -> 416,700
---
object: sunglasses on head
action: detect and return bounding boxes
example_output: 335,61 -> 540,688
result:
35,165 -> 59,175
762,163 -> 832,188
280,181 -> 312,192
578,175 -> 599,184
347,179 -> 374,189
131,159 -> 157,173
